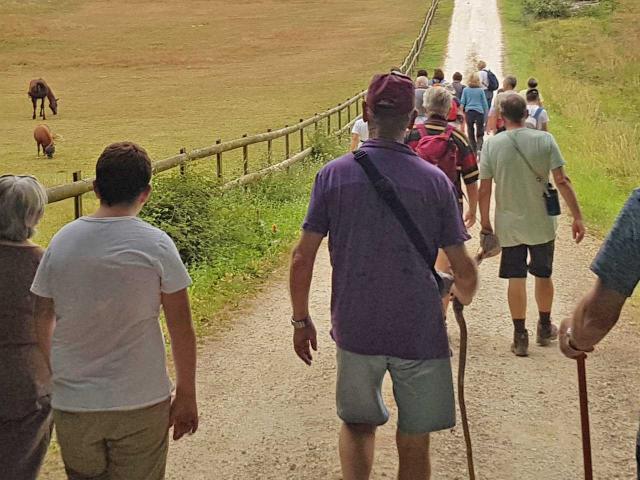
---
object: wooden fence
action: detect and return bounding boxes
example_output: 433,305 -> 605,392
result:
45,0 -> 440,217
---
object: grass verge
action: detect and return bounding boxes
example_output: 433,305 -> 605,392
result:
500,0 -> 639,234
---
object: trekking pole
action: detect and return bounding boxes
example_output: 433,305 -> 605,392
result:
577,356 -> 594,480
452,298 -> 476,480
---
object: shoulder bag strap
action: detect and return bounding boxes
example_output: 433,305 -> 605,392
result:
506,132 -> 550,194
353,150 -> 442,290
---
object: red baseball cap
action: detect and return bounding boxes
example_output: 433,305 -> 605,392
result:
366,72 -> 416,114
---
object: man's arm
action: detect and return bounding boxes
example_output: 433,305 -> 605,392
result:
34,295 -> 55,370
163,288 -> 198,440
350,133 -> 360,152
442,243 -> 478,305
464,181 -> 478,229
289,230 -> 324,365
560,280 -> 626,358
486,108 -> 498,134
552,166 -> 585,243
478,178 -> 493,233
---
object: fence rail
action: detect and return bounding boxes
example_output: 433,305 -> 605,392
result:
45,0 -> 440,213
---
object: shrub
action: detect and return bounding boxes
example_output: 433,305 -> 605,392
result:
523,0 -> 571,18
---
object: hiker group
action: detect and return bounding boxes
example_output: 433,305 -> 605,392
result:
295,68 -> 637,479
1,68 -> 638,480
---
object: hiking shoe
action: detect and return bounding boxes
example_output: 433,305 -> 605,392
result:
536,321 -> 558,346
511,330 -> 529,357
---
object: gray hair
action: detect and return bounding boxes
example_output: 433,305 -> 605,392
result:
503,75 -> 517,90
415,76 -> 429,88
424,87 -> 453,118
0,175 -> 47,242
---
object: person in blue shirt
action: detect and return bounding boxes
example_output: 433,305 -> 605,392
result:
460,72 -> 489,152
560,188 -> 640,477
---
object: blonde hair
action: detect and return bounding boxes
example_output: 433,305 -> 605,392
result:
467,72 -> 481,88
0,175 -> 47,242
477,60 -> 487,70
424,87 -> 453,118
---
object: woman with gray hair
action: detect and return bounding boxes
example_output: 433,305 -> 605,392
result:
0,175 -> 53,480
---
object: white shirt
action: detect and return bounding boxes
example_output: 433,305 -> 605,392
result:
479,70 -> 489,90
526,104 -> 549,130
351,118 -> 369,147
31,216 -> 192,412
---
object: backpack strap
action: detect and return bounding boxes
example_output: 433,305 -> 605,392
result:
532,107 -> 544,121
415,123 -> 429,138
353,150 -> 443,291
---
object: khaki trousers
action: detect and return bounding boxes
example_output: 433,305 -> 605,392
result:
53,399 -> 171,480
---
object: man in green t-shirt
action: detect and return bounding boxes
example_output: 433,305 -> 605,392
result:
479,94 -> 585,356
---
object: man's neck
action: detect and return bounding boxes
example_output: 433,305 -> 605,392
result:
505,121 -> 526,131
92,203 -> 141,218
371,133 -> 406,143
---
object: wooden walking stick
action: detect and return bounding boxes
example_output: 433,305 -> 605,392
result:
452,298 -> 476,480
577,356 -> 594,480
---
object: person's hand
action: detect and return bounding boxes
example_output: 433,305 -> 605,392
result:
170,391 -> 199,441
559,318 -> 594,360
480,223 -> 493,235
464,211 -> 476,229
293,321 -> 318,366
451,284 -> 473,306
572,218 -> 586,244
438,272 -> 455,299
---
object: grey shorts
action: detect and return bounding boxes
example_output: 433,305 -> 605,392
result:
336,347 -> 455,435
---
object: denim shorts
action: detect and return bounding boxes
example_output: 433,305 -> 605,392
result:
336,347 -> 455,435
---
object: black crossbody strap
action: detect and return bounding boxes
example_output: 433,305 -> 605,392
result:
353,149 -> 442,289
506,132 -> 550,194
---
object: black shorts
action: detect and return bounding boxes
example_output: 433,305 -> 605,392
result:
499,241 -> 555,279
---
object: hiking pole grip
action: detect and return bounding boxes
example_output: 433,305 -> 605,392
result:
577,356 -> 594,480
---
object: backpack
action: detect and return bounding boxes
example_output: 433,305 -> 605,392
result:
484,69 -> 499,91
525,107 -> 545,129
447,97 -> 460,122
411,125 -> 461,193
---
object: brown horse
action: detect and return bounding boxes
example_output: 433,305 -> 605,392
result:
33,124 -> 55,158
28,79 -> 58,120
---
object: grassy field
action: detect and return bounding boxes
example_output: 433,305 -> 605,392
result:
500,0 -> 639,233
0,0 -> 443,243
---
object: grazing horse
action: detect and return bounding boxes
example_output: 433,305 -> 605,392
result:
28,79 -> 58,120
33,124 -> 55,158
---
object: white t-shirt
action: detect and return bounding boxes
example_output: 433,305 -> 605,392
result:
31,216 -> 192,412
526,105 -> 549,130
351,118 -> 369,147
479,70 -> 489,90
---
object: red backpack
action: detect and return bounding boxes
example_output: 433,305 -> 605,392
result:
448,97 -> 460,122
411,124 -> 461,193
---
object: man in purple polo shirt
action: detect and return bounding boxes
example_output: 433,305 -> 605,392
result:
289,73 -> 478,480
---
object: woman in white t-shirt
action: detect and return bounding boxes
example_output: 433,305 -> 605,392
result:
525,89 -> 549,131
350,117 -> 369,151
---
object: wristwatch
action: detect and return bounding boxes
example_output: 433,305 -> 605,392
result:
291,315 -> 311,329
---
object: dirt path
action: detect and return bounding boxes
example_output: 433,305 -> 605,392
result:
166,216 -> 639,479
163,1 -> 639,478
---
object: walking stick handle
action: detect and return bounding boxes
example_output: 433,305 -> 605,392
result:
577,356 -> 594,480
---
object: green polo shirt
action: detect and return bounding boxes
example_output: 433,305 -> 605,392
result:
480,128 -> 565,247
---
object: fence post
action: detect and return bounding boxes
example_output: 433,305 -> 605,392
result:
72,170 -> 83,219
356,100 -> 360,116
285,125 -> 290,159
216,139 -> 222,179
338,104 -> 342,131
179,147 -> 186,175
347,99 -> 352,124
299,119 -> 304,151
327,114 -> 331,135
314,113 -> 319,130
242,134 -> 249,175
267,128 -> 272,164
